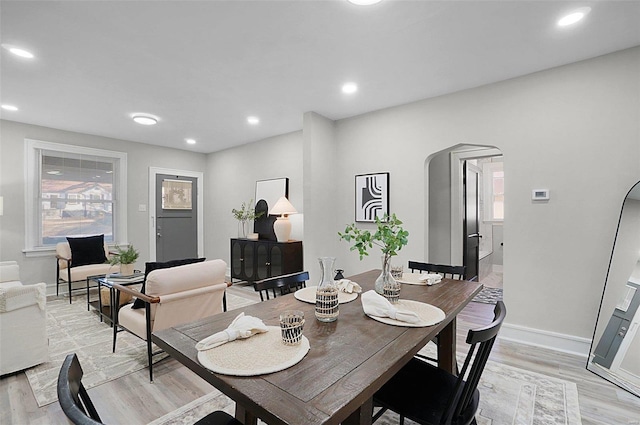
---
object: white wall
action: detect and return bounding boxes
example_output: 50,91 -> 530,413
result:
1,47 -> 639,351
204,131 -> 303,268
325,47 -> 640,345
0,120 -> 207,287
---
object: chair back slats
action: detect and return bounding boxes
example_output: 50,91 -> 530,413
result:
254,271 -> 309,301
57,354 -> 103,425
444,301 -> 506,424
407,261 -> 466,280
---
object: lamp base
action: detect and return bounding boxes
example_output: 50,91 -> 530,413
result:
273,216 -> 291,242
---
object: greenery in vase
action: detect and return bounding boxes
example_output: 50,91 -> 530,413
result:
109,244 -> 139,265
232,199 -> 265,222
338,213 -> 409,260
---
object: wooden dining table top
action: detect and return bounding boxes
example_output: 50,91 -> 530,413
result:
152,269 -> 483,425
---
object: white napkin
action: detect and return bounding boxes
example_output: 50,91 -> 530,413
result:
335,279 -> 362,294
419,273 -> 442,285
361,290 -> 421,324
195,312 -> 268,351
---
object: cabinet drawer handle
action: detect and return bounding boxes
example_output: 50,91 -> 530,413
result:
266,262 -> 270,266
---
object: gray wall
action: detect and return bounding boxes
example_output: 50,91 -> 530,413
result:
327,46 -> 640,340
0,120 -> 207,286
204,130 -> 303,267
1,46 -> 639,347
428,150 -> 451,264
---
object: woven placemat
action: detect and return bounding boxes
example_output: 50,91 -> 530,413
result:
395,272 -> 429,285
294,286 -> 358,304
366,299 -> 445,327
197,326 -> 310,376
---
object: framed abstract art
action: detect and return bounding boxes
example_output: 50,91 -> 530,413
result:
355,172 -> 389,222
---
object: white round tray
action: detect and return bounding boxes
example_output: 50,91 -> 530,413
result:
294,286 -> 358,304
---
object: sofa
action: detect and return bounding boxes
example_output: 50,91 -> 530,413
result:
0,261 -> 49,375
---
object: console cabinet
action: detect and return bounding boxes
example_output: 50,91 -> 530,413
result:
230,239 -> 303,282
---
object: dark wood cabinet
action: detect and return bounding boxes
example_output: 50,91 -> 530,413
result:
230,239 -> 303,282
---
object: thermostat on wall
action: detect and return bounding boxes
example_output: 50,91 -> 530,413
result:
532,189 -> 549,201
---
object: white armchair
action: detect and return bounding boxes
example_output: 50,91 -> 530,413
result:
0,261 -> 49,375
56,241 -> 113,303
112,259 -> 228,381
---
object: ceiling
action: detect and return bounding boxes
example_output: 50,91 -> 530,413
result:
1,1 -> 639,154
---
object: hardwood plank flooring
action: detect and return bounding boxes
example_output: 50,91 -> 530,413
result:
1,286 -> 638,424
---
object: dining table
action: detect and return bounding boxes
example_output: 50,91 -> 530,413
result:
152,269 -> 483,425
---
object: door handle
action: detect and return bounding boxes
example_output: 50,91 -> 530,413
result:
467,233 -> 482,238
157,233 -> 162,237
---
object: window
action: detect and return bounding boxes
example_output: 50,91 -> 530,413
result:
482,161 -> 504,222
25,140 -> 127,253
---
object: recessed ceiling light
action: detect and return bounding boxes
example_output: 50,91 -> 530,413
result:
342,82 -> 358,94
1,104 -> 18,111
132,114 -> 158,125
4,46 -> 35,59
557,7 -> 591,27
247,116 -> 260,125
186,138 -> 197,145
348,0 -> 382,5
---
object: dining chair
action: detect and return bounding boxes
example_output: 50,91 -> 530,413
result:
253,271 -> 309,301
408,261 -> 467,280
58,353 -> 241,425
373,301 -> 506,425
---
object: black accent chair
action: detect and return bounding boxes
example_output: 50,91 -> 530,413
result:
253,271 -> 309,301
408,261 -> 467,280
58,353 -> 241,425
373,301 -> 506,425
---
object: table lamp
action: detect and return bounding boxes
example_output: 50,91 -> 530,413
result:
269,196 -> 297,242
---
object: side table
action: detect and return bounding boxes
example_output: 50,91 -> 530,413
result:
88,273 -> 144,326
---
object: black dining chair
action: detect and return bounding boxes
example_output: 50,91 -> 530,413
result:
373,301 -> 506,425
408,261 -> 467,280
58,353 -> 241,425
253,271 -> 309,301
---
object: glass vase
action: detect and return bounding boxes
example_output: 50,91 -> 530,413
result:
315,257 -> 339,322
375,255 -> 400,302
238,220 -> 248,238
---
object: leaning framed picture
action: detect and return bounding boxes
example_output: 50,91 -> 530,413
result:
355,172 -> 389,222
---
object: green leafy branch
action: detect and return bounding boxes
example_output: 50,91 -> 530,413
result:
338,213 -> 409,260
232,199 -> 265,222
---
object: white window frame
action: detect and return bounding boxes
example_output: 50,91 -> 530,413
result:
482,161 -> 504,223
24,139 -> 127,256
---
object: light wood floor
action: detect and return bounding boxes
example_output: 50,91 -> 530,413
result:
1,285 -> 639,425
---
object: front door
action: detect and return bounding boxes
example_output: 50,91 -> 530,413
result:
463,161 -> 481,281
155,174 -> 198,262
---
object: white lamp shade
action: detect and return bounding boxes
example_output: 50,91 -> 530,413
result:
269,196 -> 297,216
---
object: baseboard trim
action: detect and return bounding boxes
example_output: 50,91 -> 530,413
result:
500,322 -> 592,358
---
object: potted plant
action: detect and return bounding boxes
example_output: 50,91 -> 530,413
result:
232,199 -> 265,238
109,244 -> 139,276
338,213 -> 409,294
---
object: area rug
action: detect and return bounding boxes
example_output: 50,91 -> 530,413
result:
473,287 -> 503,304
25,292 -> 254,407
25,295 -> 168,407
151,357 -> 582,425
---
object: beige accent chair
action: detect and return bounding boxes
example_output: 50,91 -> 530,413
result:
0,261 -> 49,375
112,259 -> 227,381
56,242 -> 114,303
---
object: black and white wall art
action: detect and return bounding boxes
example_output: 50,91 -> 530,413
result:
355,172 -> 389,222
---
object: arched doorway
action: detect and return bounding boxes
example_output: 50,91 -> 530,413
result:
425,144 -> 504,286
